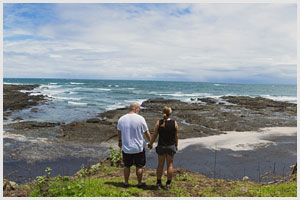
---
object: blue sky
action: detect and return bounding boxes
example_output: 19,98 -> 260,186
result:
3,3 -> 297,84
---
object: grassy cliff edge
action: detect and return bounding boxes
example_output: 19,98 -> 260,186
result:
4,158 -> 297,197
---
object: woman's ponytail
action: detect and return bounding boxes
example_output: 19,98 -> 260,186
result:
160,106 -> 172,128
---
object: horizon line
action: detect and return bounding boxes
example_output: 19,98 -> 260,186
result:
3,77 -> 297,86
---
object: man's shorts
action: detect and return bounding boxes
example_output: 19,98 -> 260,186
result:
156,144 -> 177,156
122,149 -> 146,168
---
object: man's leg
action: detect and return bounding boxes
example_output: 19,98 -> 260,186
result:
124,166 -> 130,185
135,149 -> 146,186
122,151 -> 132,185
136,167 -> 144,185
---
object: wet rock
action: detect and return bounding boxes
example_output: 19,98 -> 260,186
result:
3,84 -> 47,112
86,118 -> 101,123
13,116 -> 23,121
30,108 -> 39,113
8,121 -> 60,129
3,96 -> 297,145
221,96 -> 296,114
60,121 -> 117,143
198,98 -> 217,104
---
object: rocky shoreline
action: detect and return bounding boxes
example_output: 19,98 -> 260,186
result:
3,84 -> 48,120
3,84 -> 297,184
4,84 -> 297,142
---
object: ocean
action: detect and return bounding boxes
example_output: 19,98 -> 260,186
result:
4,78 -> 297,123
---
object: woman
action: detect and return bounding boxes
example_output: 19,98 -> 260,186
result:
148,106 -> 179,190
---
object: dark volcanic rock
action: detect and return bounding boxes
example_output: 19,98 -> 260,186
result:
3,84 -> 47,112
221,96 -> 297,114
95,97 -> 296,140
30,108 -> 39,113
13,121 -> 60,129
198,97 -> 217,104
13,116 -> 23,121
59,121 -> 117,143
86,118 -> 101,123
4,96 -> 297,144
98,108 -> 128,124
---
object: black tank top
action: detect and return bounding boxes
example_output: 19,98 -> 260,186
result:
158,119 -> 176,146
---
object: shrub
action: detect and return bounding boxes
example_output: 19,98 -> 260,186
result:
108,147 -> 123,167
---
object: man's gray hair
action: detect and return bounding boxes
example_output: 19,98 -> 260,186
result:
130,102 -> 140,111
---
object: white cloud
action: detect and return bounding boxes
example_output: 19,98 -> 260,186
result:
3,3 -> 297,84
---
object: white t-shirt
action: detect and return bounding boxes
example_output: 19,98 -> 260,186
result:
117,113 -> 149,154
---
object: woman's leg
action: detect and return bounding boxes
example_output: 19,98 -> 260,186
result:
156,154 -> 166,183
166,154 -> 174,183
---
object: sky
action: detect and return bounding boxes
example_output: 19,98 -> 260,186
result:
3,3 -> 297,84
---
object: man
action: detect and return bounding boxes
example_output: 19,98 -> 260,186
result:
117,102 -> 151,188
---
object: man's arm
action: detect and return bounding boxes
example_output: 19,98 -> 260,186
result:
144,130 -> 151,143
117,130 -> 122,149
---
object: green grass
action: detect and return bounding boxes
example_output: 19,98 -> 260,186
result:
30,177 -> 141,197
30,166 -> 297,197
248,182 -> 297,197
6,160 -> 296,197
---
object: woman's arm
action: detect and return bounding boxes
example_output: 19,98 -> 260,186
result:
149,120 -> 160,146
175,121 -> 179,150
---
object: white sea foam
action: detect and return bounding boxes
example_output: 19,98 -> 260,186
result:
71,87 -> 97,92
106,99 -> 147,111
68,101 -> 87,106
115,85 -> 119,87
137,99 -> 147,105
70,82 -> 85,85
19,90 -> 32,93
49,83 -> 58,85
97,88 -> 112,91
55,96 -> 82,101
151,92 -> 212,97
29,92 -> 44,96
106,103 -> 126,111
4,82 -> 22,85
39,85 -> 61,89
261,95 -> 297,103
40,89 -> 69,96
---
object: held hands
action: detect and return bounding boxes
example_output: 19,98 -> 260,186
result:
148,143 -> 153,150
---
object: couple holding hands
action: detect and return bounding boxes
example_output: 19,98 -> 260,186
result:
117,102 -> 179,190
